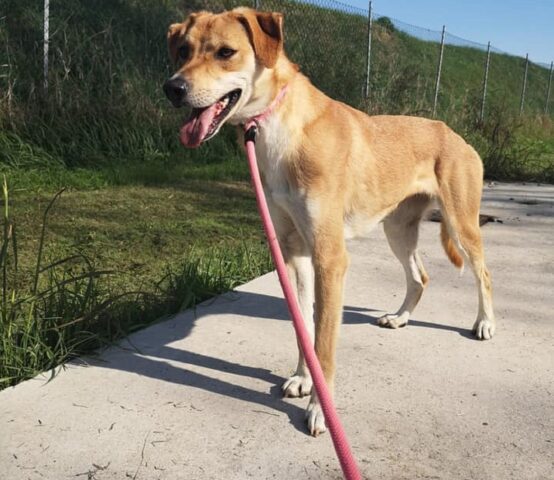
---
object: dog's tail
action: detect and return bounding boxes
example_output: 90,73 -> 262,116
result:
440,221 -> 464,269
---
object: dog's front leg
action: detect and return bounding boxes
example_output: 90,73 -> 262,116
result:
282,252 -> 315,398
269,209 -> 315,398
307,232 -> 349,437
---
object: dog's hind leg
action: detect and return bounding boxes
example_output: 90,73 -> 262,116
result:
378,194 -> 431,329
435,138 -> 495,339
439,189 -> 495,340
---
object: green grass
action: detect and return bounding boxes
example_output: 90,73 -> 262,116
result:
0,174 -> 272,389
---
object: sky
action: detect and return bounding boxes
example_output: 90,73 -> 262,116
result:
346,0 -> 554,65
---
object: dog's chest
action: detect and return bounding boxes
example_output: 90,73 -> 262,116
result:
255,117 -> 293,206
253,119 -> 394,243
254,119 -> 317,239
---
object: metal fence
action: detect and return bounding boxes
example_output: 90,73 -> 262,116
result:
202,0 -> 554,120
20,0 -> 554,121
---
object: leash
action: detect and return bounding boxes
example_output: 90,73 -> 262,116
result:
243,91 -> 362,480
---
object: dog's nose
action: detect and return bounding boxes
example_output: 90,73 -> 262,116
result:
163,77 -> 187,107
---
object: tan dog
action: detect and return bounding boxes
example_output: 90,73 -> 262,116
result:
163,8 -> 495,436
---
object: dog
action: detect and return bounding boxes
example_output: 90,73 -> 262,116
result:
163,7 -> 496,437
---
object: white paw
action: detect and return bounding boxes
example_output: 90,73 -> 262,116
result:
306,398 -> 326,437
473,318 -> 496,340
377,312 -> 409,329
282,374 -> 313,398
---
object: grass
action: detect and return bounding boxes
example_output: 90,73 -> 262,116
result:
9,181 -> 262,279
1,0 -> 553,389
0,174 -> 272,389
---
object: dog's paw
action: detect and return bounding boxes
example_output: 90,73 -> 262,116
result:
282,374 -> 313,398
473,318 -> 495,340
306,399 -> 326,437
377,313 -> 409,329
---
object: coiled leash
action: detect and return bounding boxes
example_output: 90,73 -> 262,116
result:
243,109 -> 362,480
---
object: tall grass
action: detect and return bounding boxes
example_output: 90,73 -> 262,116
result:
0,177 -> 272,389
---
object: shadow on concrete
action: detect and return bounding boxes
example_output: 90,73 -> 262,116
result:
342,304 -> 475,339
97,290 -> 475,433
94,290 -> 310,433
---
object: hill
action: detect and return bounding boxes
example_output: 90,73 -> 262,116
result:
0,0 -> 553,179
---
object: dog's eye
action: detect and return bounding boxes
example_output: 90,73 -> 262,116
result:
216,47 -> 236,59
178,44 -> 189,60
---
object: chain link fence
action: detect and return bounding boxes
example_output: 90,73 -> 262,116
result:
197,0 -> 553,120
2,0 -> 552,121
1,0 -> 552,172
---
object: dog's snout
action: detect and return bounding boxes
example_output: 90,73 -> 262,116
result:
163,77 -> 187,107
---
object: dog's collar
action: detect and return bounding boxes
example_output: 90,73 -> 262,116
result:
243,84 -> 289,133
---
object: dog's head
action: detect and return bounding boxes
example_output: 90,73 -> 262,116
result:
163,8 -> 284,148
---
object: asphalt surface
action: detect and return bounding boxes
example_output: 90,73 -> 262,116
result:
1,182 -> 553,480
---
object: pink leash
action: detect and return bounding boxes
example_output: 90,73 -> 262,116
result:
243,92 -> 362,480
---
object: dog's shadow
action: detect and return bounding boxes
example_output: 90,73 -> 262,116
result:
342,304 -> 476,339
92,290 -> 474,435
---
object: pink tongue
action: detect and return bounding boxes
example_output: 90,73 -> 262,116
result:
180,102 -> 221,148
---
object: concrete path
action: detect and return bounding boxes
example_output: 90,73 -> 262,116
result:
1,182 -> 553,480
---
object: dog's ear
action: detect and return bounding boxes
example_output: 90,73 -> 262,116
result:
236,11 -> 284,68
167,22 -> 184,63
167,13 -> 205,63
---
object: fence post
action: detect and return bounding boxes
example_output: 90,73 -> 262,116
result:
363,1 -> 373,99
479,41 -> 491,122
519,53 -> 529,115
432,25 -> 446,117
254,0 -> 260,9
43,0 -> 49,94
545,61 -> 553,115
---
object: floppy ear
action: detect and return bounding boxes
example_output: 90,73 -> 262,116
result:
167,22 -> 184,63
167,12 -> 205,63
236,11 -> 284,68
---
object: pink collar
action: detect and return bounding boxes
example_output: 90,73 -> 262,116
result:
244,84 -> 289,132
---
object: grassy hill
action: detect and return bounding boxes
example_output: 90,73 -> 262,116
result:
1,0 -> 552,180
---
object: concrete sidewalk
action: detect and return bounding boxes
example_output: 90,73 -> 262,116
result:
1,182 -> 553,480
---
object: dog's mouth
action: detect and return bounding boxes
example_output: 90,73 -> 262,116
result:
179,89 -> 242,148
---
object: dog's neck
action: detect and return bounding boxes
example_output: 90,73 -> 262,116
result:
244,83 -> 289,132
232,56 -> 297,126
236,56 -> 330,175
